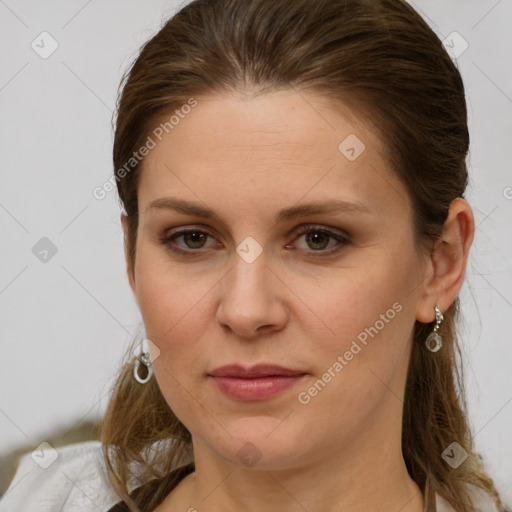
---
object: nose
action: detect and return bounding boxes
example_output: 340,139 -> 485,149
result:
216,251 -> 288,339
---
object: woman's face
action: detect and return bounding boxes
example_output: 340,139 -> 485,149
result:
124,89 -> 431,470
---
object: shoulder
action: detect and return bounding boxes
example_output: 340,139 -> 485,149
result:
0,441 -> 122,512
435,483 -> 502,512
465,484 -> 502,512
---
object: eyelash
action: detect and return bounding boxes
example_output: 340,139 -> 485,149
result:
159,224 -> 351,257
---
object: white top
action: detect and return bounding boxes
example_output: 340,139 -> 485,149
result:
0,441 -> 500,512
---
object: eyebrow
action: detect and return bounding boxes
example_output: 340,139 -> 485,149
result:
146,197 -> 373,223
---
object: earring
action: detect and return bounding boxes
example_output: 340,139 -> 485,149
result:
425,305 -> 444,352
133,338 -> 154,384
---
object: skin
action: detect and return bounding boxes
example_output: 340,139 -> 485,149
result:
121,89 -> 474,512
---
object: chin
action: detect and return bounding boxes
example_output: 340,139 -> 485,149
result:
204,418 -> 313,471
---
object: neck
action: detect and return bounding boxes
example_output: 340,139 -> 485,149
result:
186,454 -> 423,512
158,394 -> 425,512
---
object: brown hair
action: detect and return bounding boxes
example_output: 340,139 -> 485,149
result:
101,0 -> 508,510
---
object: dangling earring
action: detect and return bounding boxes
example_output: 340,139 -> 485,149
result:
425,305 -> 443,352
133,338 -> 154,384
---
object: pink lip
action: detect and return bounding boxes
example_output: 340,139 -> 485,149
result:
208,364 -> 308,401
209,364 -> 306,378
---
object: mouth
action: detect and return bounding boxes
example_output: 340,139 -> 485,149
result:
208,364 -> 308,401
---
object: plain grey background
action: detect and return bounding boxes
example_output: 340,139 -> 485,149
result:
0,0 -> 511,503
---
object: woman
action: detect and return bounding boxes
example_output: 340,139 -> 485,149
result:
1,0 -> 509,511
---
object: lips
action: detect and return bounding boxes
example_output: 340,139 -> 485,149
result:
208,364 -> 307,378
208,364 -> 308,401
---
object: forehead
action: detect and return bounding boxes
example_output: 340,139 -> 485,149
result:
137,90 -> 410,223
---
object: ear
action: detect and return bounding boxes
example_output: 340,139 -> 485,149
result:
416,198 -> 475,323
121,213 -> 137,299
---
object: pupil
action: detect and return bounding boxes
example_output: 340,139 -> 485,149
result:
308,232 -> 328,250
186,232 -> 205,247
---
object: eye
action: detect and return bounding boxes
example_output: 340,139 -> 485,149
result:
160,228 -> 220,254
160,224 -> 351,256
288,225 -> 351,255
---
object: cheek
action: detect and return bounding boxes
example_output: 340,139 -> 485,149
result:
309,259 -> 414,355
135,247 -> 213,340
292,293 -> 412,445
133,256 -> 216,397
301,253 -> 417,401
134,260 -> 217,432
